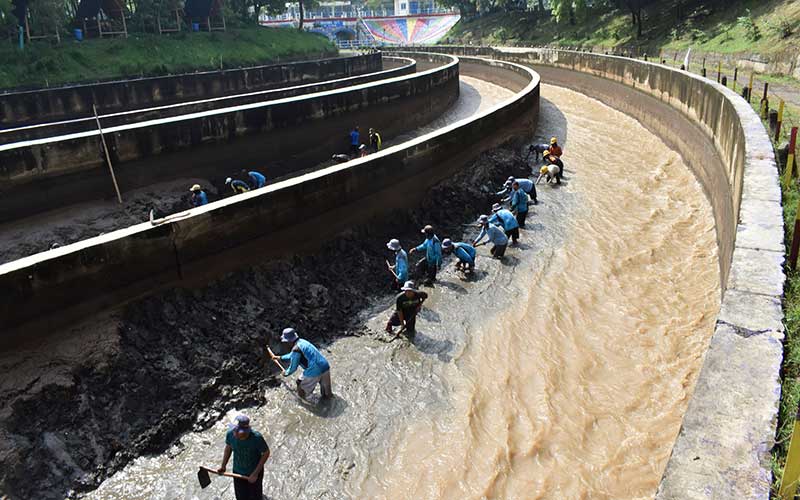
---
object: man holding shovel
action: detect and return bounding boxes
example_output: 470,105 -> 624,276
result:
386,238 -> 408,289
217,415 -> 270,500
270,328 -> 333,400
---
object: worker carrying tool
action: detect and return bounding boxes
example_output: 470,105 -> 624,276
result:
386,238 -> 409,289
442,238 -> 476,274
226,177 -> 251,195
190,184 -> 209,207
409,224 -> 442,286
215,415 -> 270,500
537,164 -> 561,185
369,128 -> 382,153
473,214 -> 508,258
271,328 -> 332,400
497,176 -> 537,205
490,203 -> 520,244
510,181 -> 530,228
242,170 -> 266,189
385,280 -> 428,335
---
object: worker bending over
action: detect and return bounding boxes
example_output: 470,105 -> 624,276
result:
242,170 -> 266,189
498,176 -> 538,205
190,184 -> 209,207
386,238 -> 409,289
473,214 -> 508,258
528,142 -> 550,162
409,224 -> 442,286
226,177 -> 250,195
537,164 -> 561,185
442,238 -> 476,274
385,280 -> 428,335
272,328 -> 332,400
490,203 -> 520,244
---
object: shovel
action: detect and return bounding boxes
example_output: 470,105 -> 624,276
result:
265,347 -> 286,373
197,466 -> 249,489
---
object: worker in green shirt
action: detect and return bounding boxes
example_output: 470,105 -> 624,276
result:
217,415 -> 270,500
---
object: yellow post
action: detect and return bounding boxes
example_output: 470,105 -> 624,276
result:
781,386 -> 800,499
776,99 -> 785,142
716,61 -> 721,83
748,71 -> 755,102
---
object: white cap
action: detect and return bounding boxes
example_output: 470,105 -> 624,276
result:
491,203 -> 502,212
478,214 -> 489,224
401,281 -> 417,292
442,238 -> 453,249
386,239 -> 401,251
225,177 -> 232,184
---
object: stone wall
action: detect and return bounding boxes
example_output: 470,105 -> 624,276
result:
0,53 -> 458,223
0,53 -> 380,126
406,45 -> 784,500
0,56 -> 417,144
0,56 -> 540,347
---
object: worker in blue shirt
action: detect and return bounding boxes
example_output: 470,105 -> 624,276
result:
242,169 -> 266,189
409,224 -> 442,286
442,238 -> 476,274
497,176 -> 537,205
510,181 -> 530,228
490,203 -> 520,244
386,238 -> 408,289
190,184 -> 208,207
349,126 -> 360,156
271,328 -> 332,400
225,177 -> 250,196
473,214 -> 508,258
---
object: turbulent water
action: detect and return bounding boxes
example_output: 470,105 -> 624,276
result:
83,84 -> 719,500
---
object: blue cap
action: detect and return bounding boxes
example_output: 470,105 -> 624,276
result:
281,328 -> 298,343
229,414 -> 251,435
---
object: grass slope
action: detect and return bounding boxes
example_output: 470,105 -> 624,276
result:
448,0 -> 800,56
0,27 -> 337,90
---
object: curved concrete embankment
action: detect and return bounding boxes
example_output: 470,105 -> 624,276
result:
0,53 -> 458,223
406,45 -> 783,499
0,52 -> 374,126
0,56 -> 539,348
0,56 -> 417,144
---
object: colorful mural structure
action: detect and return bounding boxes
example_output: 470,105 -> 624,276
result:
361,14 -> 459,44
261,13 -> 460,46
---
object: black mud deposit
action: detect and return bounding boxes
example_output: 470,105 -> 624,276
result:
0,146 -> 531,500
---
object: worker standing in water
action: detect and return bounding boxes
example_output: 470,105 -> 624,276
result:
242,169 -> 266,189
225,177 -> 251,195
409,225 -> 442,286
386,238 -> 408,289
490,203 -> 520,245
217,415 -> 270,500
442,238 -> 476,274
369,128 -> 382,153
385,280 -> 428,335
349,126 -> 360,156
510,180 -> 530,228
190,184 -> 209,207
473,214 -> 508,258
548,137 -> 563,158
272,328 -> 333,400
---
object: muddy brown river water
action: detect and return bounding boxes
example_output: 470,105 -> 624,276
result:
82,83 -> 720,500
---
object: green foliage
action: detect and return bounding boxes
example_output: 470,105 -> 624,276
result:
0,27 -> 336,88
736,8 -> 761,41
0,0 -> 18,36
